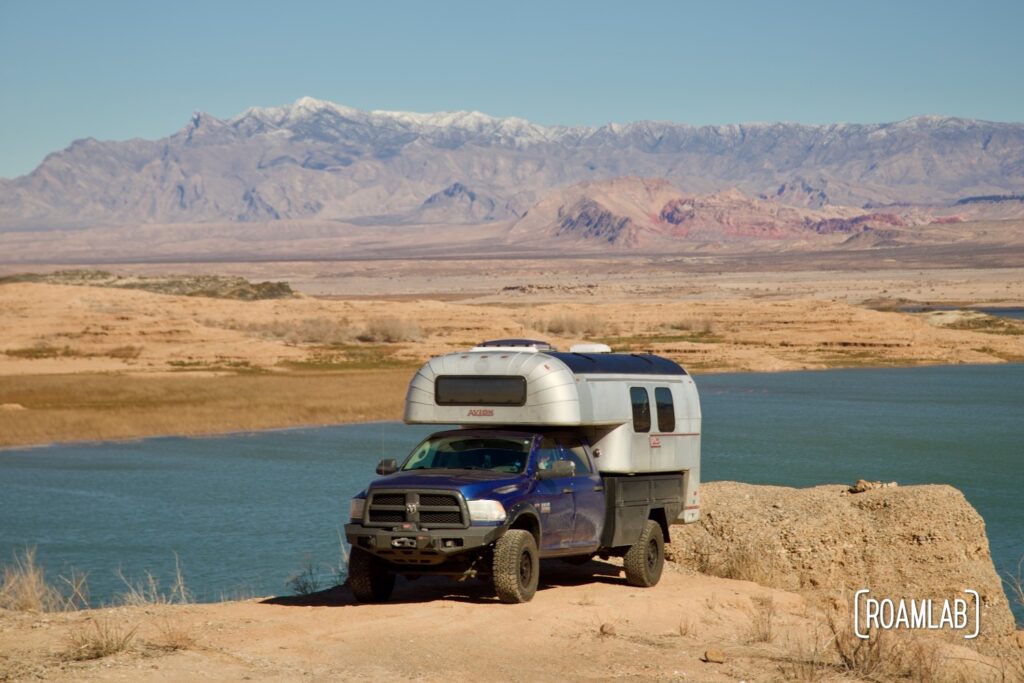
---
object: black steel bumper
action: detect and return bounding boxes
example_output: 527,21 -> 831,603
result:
344,523 -> 504,566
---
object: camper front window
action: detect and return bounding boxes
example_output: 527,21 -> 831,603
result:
402,434 -> 533,473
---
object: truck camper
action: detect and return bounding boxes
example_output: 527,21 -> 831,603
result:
344,339 -> 702,603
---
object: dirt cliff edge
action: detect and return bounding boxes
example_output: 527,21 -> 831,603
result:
667,481 -> 1017,643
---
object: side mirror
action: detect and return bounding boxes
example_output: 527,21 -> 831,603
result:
537,460 -> 574,480
376,458 -> 398,476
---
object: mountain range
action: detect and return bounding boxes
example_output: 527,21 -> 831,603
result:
3,97 -> 1024,228
1,97 -> 1023,261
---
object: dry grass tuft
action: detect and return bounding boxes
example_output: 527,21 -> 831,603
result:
0,547 -> 62,612
151,617 -> 198,651
356,317 -> 422,343
0,547 -> 79,612
64,618 -> 137,661
689,536 -> 780,586
777,626 -> 832,682
117,554 -> 191,606
746,595 -> 776,643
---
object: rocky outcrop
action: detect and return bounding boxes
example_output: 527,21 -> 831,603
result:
666,481 -> 1017,645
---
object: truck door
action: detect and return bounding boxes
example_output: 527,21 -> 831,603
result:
532,437 -> 576,551
558,436 -> 605,548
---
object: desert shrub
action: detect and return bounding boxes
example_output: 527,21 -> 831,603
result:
530,312 -> 605,337
357,317 -> 421,343
64,618 -> 137,661
105,345 -> 142,359
669,317 -> 715,334
206,317 -> 354,345
4,344 -> 77,359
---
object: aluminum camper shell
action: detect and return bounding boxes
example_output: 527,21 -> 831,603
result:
403,343 -> 701,492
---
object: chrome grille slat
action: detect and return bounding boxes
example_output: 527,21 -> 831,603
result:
365,490 -> 469,529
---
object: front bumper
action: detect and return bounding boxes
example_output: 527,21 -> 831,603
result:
344,523 -> 504,566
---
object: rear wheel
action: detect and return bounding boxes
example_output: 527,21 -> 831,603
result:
348,548 -> 395,603
492,530 -> 539,603
623,519 -> 664,587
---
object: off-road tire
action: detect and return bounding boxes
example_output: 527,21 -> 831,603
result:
623,519 -> 664,587
348,547 -> 395,603
492,530 -> 539,603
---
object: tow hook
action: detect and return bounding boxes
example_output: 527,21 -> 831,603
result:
391,537 -> 417,548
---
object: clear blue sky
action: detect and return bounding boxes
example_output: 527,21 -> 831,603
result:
1,0 -> 1022,178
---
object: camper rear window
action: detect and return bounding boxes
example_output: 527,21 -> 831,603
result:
435,376 -> 527,406
655,387 -> 675,432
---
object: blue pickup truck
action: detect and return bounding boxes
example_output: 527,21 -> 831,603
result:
344,340 -> 701,603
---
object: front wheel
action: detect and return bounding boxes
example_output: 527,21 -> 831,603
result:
492,530 -> 539,603
623,519 -> 665,587
348,547 -> 395,603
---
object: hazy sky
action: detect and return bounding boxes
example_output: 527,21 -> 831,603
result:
1,0 -> 1022,178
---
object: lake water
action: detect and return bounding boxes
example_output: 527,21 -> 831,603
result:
1,364 -> 1021,620
896,305 -> 1024,320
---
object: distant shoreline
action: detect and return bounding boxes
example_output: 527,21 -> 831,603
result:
3,360 -> 1020,452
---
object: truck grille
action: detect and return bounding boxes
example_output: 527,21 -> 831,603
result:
365,490 -> 468,529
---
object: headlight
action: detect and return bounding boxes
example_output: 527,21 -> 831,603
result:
349,498 -> 366,522
467,499 -> 507,523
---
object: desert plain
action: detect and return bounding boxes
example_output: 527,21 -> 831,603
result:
1,254 -> 1023,448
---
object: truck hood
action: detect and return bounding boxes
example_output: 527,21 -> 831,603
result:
369,469 -> 530,501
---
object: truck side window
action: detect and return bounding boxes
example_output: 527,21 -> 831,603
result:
558,437 -> 593,474
629,387 -> 651,433
654,387 -> 675,433
535,437 -> 564,472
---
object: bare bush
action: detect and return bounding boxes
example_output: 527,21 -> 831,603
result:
357,317 -> 421,343
286,555 -> 321,596
64,618 -> 137,661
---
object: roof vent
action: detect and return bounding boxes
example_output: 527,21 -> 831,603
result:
474,339 -> 556,352
569,343 -> 613,354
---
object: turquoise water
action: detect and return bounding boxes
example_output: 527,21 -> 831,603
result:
1,364 -> 1021,620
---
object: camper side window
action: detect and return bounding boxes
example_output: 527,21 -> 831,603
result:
629,387 -> 651,433
655,387 -> 675,433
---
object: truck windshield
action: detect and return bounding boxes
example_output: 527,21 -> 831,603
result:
402,434 -> 533,473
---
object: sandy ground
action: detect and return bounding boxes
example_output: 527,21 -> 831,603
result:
3,483 -> 1022,682
2,565 -> 1018,683
1,264 -> 1023,447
